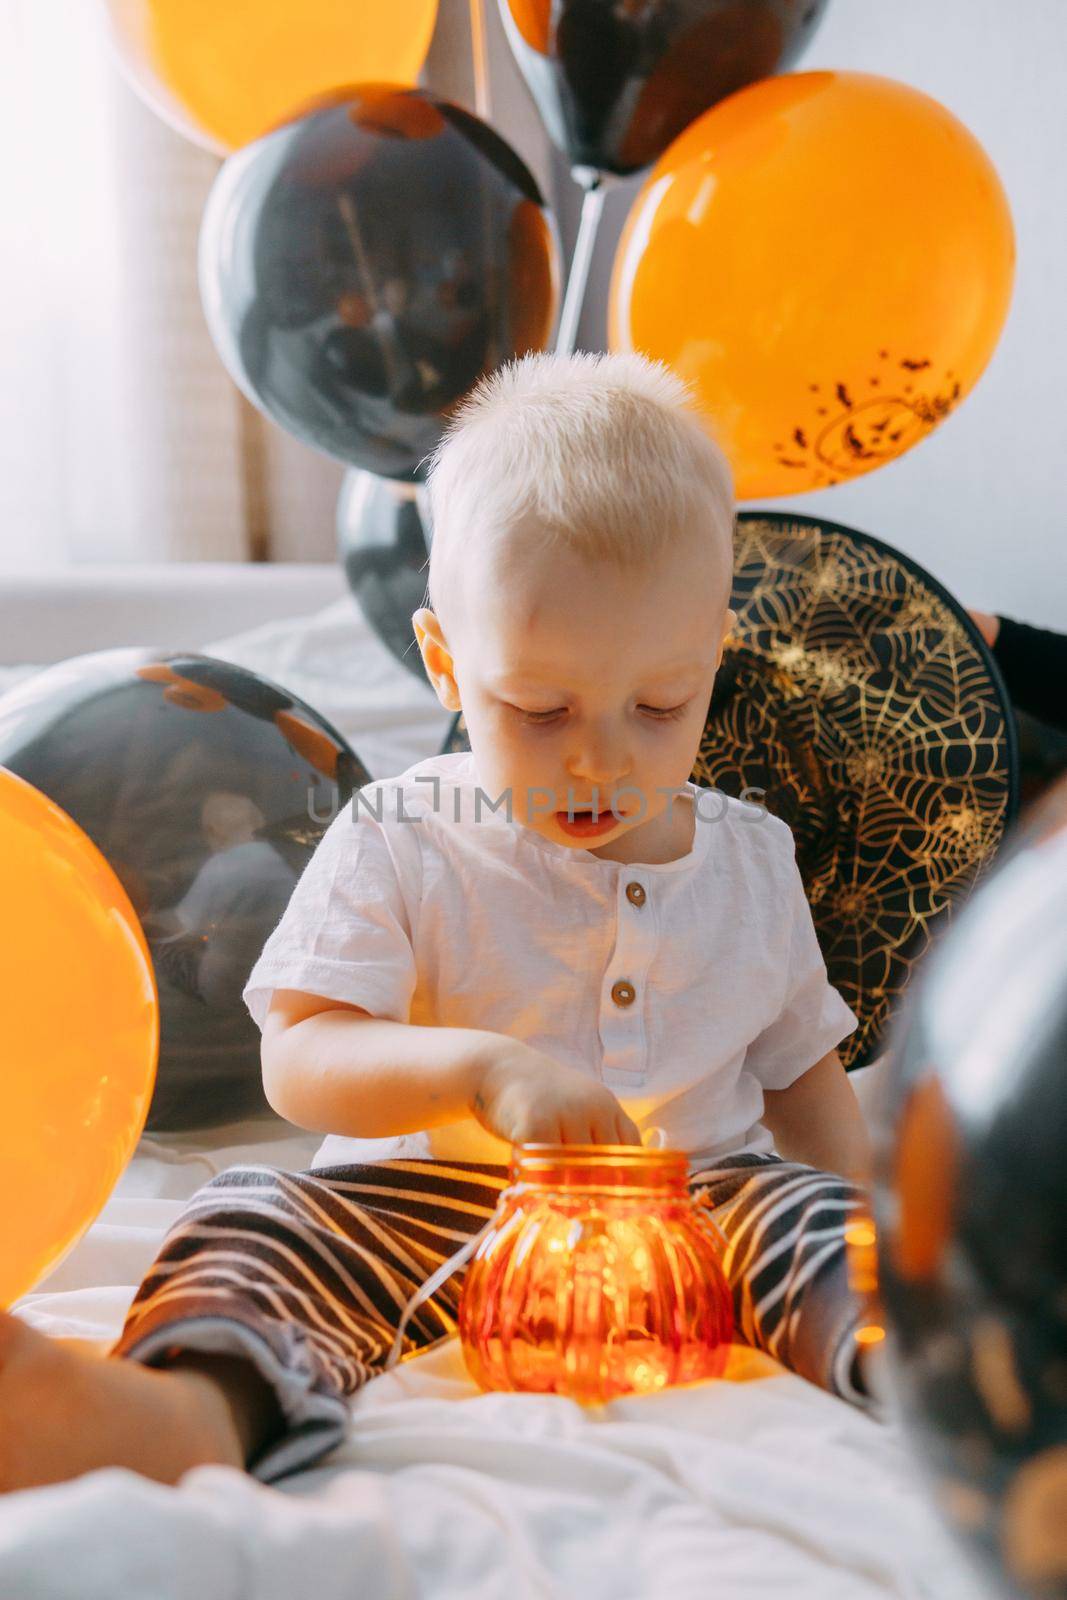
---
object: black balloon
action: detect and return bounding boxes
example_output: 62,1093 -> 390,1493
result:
499,0 -> 831,176
874,777 -> 1067,1599
0,652 -> 367,1130
199,85 -> 560,479
337,468 -> 433,685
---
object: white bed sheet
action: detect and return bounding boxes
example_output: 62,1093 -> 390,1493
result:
1,598 -> 980,1597
3,1117 -> 979,1600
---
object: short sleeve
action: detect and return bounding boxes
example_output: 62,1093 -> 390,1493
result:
742,848 -> 858,1091
242,789 -> 421,1032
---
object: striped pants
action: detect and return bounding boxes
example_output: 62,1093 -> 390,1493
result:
113,1154 -> 875,1483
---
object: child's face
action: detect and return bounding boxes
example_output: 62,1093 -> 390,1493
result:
414,524 -> 734,859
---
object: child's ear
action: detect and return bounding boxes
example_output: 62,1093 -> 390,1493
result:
715,607 -> 739,670
412,607 -> 462,711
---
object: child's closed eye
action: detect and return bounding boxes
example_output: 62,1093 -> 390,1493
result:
510,702 -> 690,725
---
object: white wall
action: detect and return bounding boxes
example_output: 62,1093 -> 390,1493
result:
559,0 -> 1067,628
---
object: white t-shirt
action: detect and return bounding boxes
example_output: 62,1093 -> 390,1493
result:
243,750 -> 857,1171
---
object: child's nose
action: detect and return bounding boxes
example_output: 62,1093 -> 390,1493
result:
566,734 -> 633,789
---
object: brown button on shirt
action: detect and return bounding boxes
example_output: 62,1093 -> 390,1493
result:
625,881 -> 646,906
611,979 -> 636,1007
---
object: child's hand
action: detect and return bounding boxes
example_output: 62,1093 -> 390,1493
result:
471,1041 -> 642,1147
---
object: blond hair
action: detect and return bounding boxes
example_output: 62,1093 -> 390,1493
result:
424,350 -> 734,629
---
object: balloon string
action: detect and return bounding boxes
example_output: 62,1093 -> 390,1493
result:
338,192 -> 404,397
469,0 -> 492,122
555,176 -> 606,356
385,1218 -> 497,1371
337,194 -> 378,314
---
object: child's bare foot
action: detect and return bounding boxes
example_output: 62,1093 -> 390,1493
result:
0,1311 -> 277,1493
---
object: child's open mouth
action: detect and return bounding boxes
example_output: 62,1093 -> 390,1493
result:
555,809 -> 627,838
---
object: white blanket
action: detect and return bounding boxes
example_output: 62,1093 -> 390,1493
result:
1,1118 -> 976,1600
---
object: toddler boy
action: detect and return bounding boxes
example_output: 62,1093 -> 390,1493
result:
0,353 -> 876,1492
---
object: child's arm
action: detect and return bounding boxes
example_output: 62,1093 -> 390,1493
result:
261,987 -> 641,1147
760,1049 -> 873,1185
262,986 -> 489,1134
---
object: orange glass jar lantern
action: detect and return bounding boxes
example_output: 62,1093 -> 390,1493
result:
458,1145 -> 734,1404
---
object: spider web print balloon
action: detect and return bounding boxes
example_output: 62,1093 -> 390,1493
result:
692,514 -> 1017,1066
441,512 -> 1018,1068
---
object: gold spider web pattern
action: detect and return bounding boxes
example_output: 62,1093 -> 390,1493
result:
694,514 -> 1015,1068
441,512 -> 1017,1069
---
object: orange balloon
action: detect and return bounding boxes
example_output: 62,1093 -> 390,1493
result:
610,72 -> 1016,499
0,768 -> 158,1308
103,0 -> 440,152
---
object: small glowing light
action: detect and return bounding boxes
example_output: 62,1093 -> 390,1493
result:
855,1323 -> 886,1346
458,1147 -> 733,1403
630,1361 -> 668,1393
